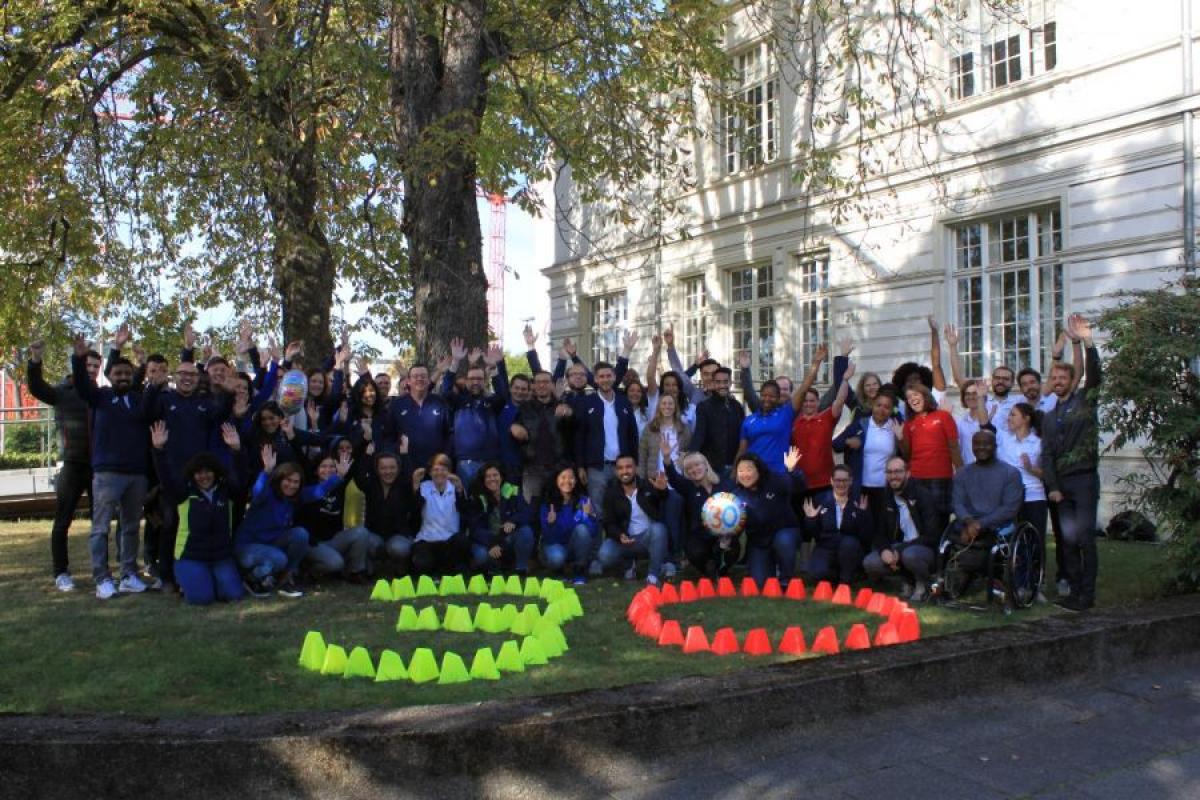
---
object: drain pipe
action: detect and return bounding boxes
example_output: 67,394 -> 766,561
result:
1184,0 -> 1195,276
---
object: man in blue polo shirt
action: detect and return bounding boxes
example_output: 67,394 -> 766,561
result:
441,339 -> 509,487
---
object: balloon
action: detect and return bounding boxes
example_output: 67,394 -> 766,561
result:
278,369 -> 308,415
701,492 -> 746,536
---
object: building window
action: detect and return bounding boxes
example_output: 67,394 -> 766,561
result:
679,275 -> 709,362
723,43 -> 779,174
946,1 -> 1056,98
795,254 -> 831,383
589,292 -> 627,365
952,206 -> 1063,376
729,264 -> 777,382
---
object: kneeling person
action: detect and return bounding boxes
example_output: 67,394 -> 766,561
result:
863,457 -> 939,601
593,455 -> 668,585
468,463 -> 536,576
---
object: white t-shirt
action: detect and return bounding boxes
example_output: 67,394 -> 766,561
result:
626,488 -> 651,537
997,430 -> 1045,502
895,495 -> 920,543
861,418 -> 896,488
1036,393 -> 1058,414
988,393 -> 1020,436
655,426 -> 682,474
601,393 -> 620,461
416,481 -> 460,542
956,413 -> 982,466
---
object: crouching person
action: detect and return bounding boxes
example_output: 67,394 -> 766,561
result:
235,443 -> 346,598
352,447 -> 415,573
592,455 -> 669,586
468,462 -> 535,577
150,421 -> 245,605
411,453 -> 470,576
538,464 -> 598,584
862,457 -> 939,601
301,442 -> 373,583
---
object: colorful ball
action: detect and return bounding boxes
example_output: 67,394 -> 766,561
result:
701,492 -> 746,536
278,369 -> 308,415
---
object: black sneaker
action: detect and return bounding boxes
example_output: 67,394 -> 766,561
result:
277,577 -> 305,598
243,577 -> 271,599
1055,595 -> 1087,612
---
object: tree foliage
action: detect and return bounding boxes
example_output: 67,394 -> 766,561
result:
1098,278 -> 1200,590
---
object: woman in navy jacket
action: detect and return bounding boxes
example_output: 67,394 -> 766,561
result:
150,421 -> 246,605
664,449 -> 741,578
730,449 -> 806,588
467,462 -> 535,576
537,463 -> 599,583
801,464 -> 873,585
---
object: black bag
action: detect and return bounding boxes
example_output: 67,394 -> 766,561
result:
1106,510 -> 1157,542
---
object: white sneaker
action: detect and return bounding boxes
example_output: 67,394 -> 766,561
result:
623,563 -> 637,581
145,576 -> 164,591
645,574 -> 660,587
55,573 -> 76,592
662,562 -> 678,579
119,574 -> 148,594
1056,579 -> 1071,597
95,579 -> 117,600
909,581 -> 928,603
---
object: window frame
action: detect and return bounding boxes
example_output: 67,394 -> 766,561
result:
723,41 -> 780,175
678,274 -> 710,364
588,291 -> 628,366
794,252 -> 832,384
727,263 -> 779,384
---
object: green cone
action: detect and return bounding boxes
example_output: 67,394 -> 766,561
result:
542,602 -> 566,625
408,647 -> 440,684
369,579 -> 394,602
474,603 -> 502,634
532,621 -> 568,658
437,651 -> 471,685
519,636 -> 549,666
509,606 -> 536,636
391,576 -> 415,599
396,605 -> 420,631
504,574 -> 523,595
344,646 -> 377,679
540,579 -> 566,602
298,631 -> 326,671
467,574 -> 489,595
469,647 -> 501,680
561,588 -> 584,618
488,575 -> 507,596
375,649 -> 408,682
415,575 -> 438,597
416,606 -> 440,631
320,644 -> 348,676
499,603 -> 519,628
440,574 -> 467,596
495,640 -> 525,673
443,604 -> 475,633
522,576 -> 541,597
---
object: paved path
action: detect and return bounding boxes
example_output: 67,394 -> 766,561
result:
437,653 -> 1200,799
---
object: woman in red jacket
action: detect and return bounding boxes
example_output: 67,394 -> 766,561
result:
898,383 -> 962,539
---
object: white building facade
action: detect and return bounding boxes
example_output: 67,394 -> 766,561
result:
544,0 -> 1199,516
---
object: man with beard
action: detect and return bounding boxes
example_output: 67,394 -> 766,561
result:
862,457 -> 939,601
442,339 -> 509,487
511,371 -> 575,503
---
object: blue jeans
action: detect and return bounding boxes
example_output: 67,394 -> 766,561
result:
307,526 -> 373,575
746,527 -> 799,587
89,472 -> 147,583
456,459 -> 483,488
236,527 -> 309,579
596,521 -> 668,578
175,558 -> 244,605
806,535 -> 866,585
470,525 -> 536,572
540,524 -> 593,573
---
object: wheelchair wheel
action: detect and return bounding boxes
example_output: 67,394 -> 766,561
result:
1004,522 -> 1044,610
934,539 -> 971,601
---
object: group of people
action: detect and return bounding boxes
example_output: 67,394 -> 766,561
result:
27,311 -> 1103,612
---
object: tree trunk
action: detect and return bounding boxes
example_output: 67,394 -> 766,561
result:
273,216 -> 336,363
388,0 -> 490,363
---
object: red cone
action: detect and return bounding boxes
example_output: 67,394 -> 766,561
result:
866,593 -> 886,615
717,577 -> 736,597
683,625 -> 711,653
639,584 -> 662,606
844,623 -> 871,651
854,587 -> 874,608
762,578 -> 783,598
778,626 -> 807,654
657,619 -> 685,647
873,622 -> 900,646
877,595 -> 897,617
626,600 -> 652,625
636,611 -> 663,639
659,583 -> 680,604
811,625 -> 840,654
710,627 -> 740,655
888,604 -> 906,628
679,581 -> 698,603
740,577 -> 759,597
785,579 -> 807,600
812,581 -> 834,601
697,578 -> 716,598
743,628 -> 773,655
897,609 -> 921,642
831,584 -> 852,605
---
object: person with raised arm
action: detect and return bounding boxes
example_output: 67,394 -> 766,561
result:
389,360 -> 451,473
833,390 -> 902,524
351,440 -> 415,572
731,447 -> 806,589
791,357 -> 856,499
898,381 -> 962,539
538,464 -> 599,583
511,370 -> 575,503
299,441 -> 376,584
663,446 -> 741,578
442,339 -> 510,487
151,421 -> 247,605
26,338 -> 101,593
1043,313 -> 1103,611
737,344 -> 828,474
662,324 -> 709,407
801,464 -> 873,585
410,453 -> 471,576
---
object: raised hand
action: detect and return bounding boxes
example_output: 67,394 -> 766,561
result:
546,504 -> 557,525
737,350 -> 751,370
284,340 -> 304,360
150,420 -> 169,450
622,329 -> 639,354
888,418 -> 904,439
449,336 -> 467,362
398,434 -> 410,455
926,315 -> 939,333
435,352 -> 453,374
563,337 -> 577,358
28,340 -> 44,362
360,418 -> 373,441
237,319 -> 254,354
802,497 -> 820,518
813,343 -> 829,363
651,471 -> 669,491
783,445 -> 802,472
132,343 -> 147,366
182,321 -> 196,350
220,423 -> 241,451
305,399 -> 319,428
266,337 -> 281,362
484,345 -> 503,367
261,444 -> 277,473
943,324 -> 959,348
200,340 -> 213,363
280,416 -> 294,439
662,325 -> 675,349
448,473 -> 464,493
336,452 -> 352,479
523,324 -> 538,349
838,336 -> 854,357
72,333 -> 90,358
856,494 -> 869,511
660,435 -> 674,458
651,334 -> 662,352
692,349 -> 710,367
1067,313 -> 1092,342
114,322 -> 132,350
467,346 -> 484,365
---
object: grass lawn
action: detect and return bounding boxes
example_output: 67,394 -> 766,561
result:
0,520 -> 1171,716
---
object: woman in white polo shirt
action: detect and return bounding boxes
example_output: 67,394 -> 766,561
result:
410,453 -> 470,576
996,401 -> 1047,600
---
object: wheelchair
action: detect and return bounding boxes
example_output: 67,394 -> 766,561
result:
930,520 -> 1044,611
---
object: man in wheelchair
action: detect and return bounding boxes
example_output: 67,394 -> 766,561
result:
940,431 -> 1025,599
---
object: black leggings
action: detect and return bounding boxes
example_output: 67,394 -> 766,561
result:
411,533 -> 470,576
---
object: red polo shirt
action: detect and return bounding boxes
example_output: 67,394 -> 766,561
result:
791,407 -> 837,490
903,409 -> 958,479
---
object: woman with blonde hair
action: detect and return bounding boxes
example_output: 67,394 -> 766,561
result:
664,445 -> 741,578
639,392 -> 690,577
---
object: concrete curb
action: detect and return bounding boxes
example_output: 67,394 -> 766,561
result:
4,595 -> 1200,798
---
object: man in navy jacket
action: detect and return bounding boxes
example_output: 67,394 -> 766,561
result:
441,339 -> 509,487
72,333 -> 157,600
389,362 -> 451,474
574,361 -> 638,525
